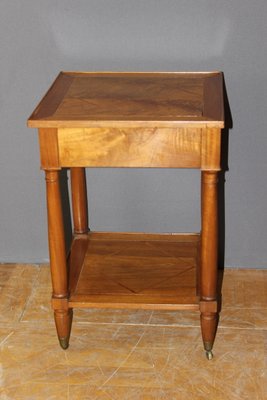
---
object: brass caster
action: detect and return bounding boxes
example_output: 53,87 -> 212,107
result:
206,350 -> 213,360
59,337 -> 69,350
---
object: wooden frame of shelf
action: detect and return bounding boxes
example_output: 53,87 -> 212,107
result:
28,71 -> 224,359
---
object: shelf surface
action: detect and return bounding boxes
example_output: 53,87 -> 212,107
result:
69,232 -> 200,310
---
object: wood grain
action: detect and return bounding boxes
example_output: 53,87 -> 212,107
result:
68,234 -> 88,295
45,170 -> 68,297
203,72 -> 224,122
68,295 -> 199,311
29,72 -> 74,121
38,128 -> 60,170
86,231 -> 200,242
201,128 -> 221,171
58,127 -> 201,168
200,172 -> 218,300
70,168 -> 88,233
200,171 -> 219,351
28,72 -> 224,129
69,232 -> 199,310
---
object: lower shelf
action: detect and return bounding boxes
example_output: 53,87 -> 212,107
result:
68,232 -> 200,311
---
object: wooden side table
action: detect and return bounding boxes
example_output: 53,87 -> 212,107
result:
28,72 -> 224,359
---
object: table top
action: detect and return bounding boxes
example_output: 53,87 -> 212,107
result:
28,71 -> 224,129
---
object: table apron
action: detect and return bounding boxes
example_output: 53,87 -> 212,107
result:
38,127 -> 221,170
57,127 -> 202,168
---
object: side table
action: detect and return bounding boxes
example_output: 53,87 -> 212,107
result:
28,72 -> 224,359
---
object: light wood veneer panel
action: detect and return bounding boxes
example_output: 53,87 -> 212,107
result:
58,127 -> 201,168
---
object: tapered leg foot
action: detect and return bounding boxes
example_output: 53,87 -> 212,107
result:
59,337 -> 70,350
54,309 -> 73,350
201,312 -> 218,359
204,341 -> 214,359
205,350 -> 213,360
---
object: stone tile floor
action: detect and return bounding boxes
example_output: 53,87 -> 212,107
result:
0,264 -> 267,399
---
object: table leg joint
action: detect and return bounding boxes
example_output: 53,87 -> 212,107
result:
199,300 -> 218,313
52,297 -> 69,311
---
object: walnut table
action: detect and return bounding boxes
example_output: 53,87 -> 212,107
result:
28,72 -> 224,359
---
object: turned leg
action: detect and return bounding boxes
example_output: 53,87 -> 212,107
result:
45,170 -> 72,349
70,168 -> 88,233
200,171 -> 219,359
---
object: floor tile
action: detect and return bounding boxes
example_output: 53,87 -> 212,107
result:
74,308 -> 152,326
220,307 -> 267,329
0,384 -> 68,400
0,264 -> 267,400
221,268 -> 267,309
20,285 -> 53,322
0,285 -> 32,323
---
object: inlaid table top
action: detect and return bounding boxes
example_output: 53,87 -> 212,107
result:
28,71 -> 224,129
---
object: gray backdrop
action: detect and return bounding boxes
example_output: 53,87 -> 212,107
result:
1,0 -> 267,267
